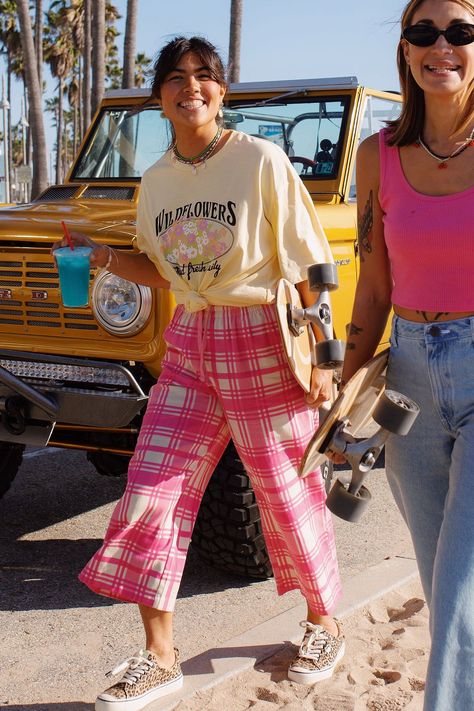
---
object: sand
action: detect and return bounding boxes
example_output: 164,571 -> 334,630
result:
172,579 -> 429,711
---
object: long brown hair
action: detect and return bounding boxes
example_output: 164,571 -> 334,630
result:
387,0 -> 474,145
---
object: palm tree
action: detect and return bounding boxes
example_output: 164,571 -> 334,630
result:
16,0 -> 48,197
82,0 -> 91,134
122,0 -> 137,89
134,51 -> 151,88
91,0 -> 105,116
228,0 -> 243,83
44,3 -> 76,183
105,2 -> 122,89
0,1 -> 21,195
34,0 -> 43,94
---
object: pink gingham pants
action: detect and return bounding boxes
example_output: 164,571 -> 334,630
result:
79,304 -> 341,613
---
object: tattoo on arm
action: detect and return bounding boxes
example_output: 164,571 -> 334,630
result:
348,322 -> 364,337
416,311 -> 449,322
345,322 -> 363,351
357,191 -> 374,262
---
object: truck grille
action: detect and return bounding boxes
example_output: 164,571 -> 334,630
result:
37,186 -> 79,201
0,255 -> 99,333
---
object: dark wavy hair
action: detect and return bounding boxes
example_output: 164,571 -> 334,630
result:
150,36 -> 227,99
387,0 -> 474,146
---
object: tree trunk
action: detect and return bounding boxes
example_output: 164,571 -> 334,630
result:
34,0 -> 43,93
82,0 -> 92,134
122,0 -> 137,89
16,0 -> 48,198
228,0 -> 243,83
91,0 -> 105,117
6,55 -> 13,200
56,76 -> 63,184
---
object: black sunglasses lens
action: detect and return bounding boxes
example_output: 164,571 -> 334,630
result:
446,24 -> 474,45
403,23 -> 474,46
403,26 -> 438,46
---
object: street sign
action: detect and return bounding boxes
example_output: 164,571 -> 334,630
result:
16,165 -> 32,183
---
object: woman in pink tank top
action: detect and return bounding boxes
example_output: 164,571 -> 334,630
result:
338,1 -> 474,710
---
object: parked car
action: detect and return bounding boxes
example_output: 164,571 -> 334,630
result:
0,77 -> 401,577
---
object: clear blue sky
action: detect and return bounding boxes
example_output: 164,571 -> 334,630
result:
4,0 -> 407,176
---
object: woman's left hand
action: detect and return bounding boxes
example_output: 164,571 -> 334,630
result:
305,366 -> 333,408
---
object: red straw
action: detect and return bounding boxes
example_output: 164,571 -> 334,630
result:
61,220 -> 74,250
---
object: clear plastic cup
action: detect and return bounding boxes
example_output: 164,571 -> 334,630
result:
55,246 -> 92,307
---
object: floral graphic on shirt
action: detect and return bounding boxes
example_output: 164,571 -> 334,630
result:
160,218 -> 233,280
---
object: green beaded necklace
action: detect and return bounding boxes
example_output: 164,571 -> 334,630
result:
172,126 -> 223,167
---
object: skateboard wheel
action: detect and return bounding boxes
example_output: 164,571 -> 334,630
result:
307,263 -> 338,292
372,389 -> 420,435
315,339 -> 345,369
326,478 -> 371,522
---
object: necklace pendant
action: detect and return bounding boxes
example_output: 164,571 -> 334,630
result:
438,162 -> 448,170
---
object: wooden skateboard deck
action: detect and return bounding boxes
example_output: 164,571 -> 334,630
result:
300,348 -> 390,476
275,278 -> 315,393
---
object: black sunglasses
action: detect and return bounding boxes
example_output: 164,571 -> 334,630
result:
402,22 -> 474,47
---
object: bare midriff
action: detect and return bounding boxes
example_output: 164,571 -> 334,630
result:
393,305 -> 474,323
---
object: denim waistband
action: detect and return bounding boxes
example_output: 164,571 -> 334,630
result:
391,314 -> 474,345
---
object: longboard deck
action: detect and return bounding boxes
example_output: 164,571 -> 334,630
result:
300,348 -> 390,476
275,279 -> 314,393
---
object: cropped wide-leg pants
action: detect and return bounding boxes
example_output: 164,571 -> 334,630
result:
386,315 -> 474,711
80,304 -> 341,613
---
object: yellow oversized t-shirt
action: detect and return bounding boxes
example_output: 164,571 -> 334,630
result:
136,131 -> 332,311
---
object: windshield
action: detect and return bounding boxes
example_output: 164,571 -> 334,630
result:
226,96 -> 349,179
72,96 -> 350,181
73,107 -> 170,180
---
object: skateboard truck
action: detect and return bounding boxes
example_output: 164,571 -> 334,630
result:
299,349 -> 420,522
324,389 -> 419,521
276,262 -> 345,392
286,263 -> 345,369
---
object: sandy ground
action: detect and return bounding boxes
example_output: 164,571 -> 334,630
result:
173,578 -> 429,711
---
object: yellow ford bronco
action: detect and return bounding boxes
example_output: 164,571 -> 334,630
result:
0,77 -> 400,577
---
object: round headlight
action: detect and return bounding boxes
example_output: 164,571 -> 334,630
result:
92,271 -> 152,335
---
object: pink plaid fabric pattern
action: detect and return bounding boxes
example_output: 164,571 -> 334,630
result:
79,304 -> 341,613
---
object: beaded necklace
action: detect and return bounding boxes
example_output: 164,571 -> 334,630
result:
417,128 -> 474,169
172,126 -> 223,171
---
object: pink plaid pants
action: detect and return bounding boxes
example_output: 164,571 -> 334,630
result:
79,304 -> 341,613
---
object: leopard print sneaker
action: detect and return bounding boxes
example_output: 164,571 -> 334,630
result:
288,620 -> 345,684
95,648 -> 183,711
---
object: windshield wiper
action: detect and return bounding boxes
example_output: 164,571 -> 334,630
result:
231,88 -> 308,110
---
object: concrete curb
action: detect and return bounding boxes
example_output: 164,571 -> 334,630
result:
151,555 -> 418,710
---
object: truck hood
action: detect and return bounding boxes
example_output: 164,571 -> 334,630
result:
0,199 -> 137,242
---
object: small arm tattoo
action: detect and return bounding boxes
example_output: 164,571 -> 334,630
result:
416,311 -> 449,322
345,342 -> 356,350
348,322 -> 364,337
357,191 -> 374,262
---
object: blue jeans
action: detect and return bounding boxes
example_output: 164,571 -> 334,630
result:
386,315 -> 474,711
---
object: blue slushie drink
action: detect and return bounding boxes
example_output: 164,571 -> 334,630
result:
55,246 -> 92,307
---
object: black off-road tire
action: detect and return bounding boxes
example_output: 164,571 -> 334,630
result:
87,451 -> 130,477
0,443 -> 25,499
191,442 -> 273,579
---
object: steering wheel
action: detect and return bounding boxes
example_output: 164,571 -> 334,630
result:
289,156 -> 317,175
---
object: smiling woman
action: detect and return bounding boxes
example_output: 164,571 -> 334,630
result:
338,2 -> 474,711
66,35 -> 345,711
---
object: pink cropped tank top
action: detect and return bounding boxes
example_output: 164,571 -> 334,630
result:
378,128 -> 474,312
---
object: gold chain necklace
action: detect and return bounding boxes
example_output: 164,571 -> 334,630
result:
417,129 -> 474,169
172,127 -> 223,170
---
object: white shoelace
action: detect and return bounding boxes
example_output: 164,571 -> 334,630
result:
298,621 -> 334,660
106,651 -> 155,686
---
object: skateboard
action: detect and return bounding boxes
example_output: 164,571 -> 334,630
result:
276,263 -> 345,392
299,348 -> 420,522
